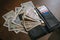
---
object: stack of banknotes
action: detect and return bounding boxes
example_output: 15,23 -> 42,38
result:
2,1 -> 44,34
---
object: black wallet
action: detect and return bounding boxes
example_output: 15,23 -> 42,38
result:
36,6 -> 60,32
28,25 -> 48,40
27,6 -> 60,40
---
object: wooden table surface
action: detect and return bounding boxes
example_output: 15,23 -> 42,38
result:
0,0 -> 60,40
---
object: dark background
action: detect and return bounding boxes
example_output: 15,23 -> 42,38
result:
0,0 -> 60,40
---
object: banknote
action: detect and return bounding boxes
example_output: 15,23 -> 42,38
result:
15,7 -> 22,14
14,29 -> 27,34
14,30 -> 20,34
21,1 -> 35,11
2,1 -> 45,34
24,15 -> 38,22
2,10 -> 15,21
21,1 -> 41,21
12,13 -> 23,26
8,17 -> 27,34
23,21 -> 41,31
3,20 -> 9,27
4,15 -> 22,31
13,22 -> 27,34
25,8 -> 41,22
8,22 -> 23,31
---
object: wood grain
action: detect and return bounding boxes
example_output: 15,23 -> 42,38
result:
0,0 -> 60,40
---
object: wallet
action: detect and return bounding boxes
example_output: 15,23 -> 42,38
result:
27,5 -> 60,40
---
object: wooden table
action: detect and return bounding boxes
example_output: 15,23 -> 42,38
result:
0,0 -> 60,40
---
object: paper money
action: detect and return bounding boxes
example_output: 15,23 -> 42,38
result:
2,1 -> 45,34
25,8 -> 41,21
2,10 -> 15,21
15,7 -> 22,14
23,21 -> 41,31
8,18 -> 23,31
3,20 -> 9,27
21,1 -> 41,21
14,30 -> 20,34
12,14 -> 23,26
24,15 -> 37,22
13,23 -> 27,34
21,1 -> 35,11
14,28 -> 27,34
7,16 -> 26,34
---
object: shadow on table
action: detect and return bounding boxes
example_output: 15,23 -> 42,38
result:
48,28 -> 60,40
